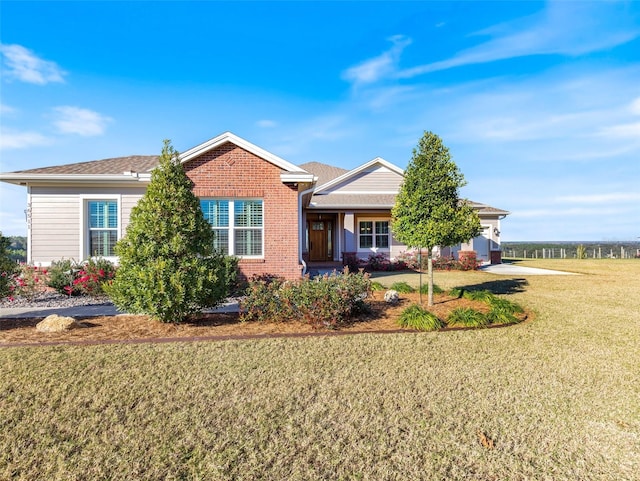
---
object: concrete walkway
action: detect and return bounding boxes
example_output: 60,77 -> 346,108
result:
0,300 -> 240,320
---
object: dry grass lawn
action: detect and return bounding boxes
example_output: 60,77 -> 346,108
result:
1,259 -> 639,480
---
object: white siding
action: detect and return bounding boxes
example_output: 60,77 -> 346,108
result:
29,186 -> 146,263
324,167 -> 402,194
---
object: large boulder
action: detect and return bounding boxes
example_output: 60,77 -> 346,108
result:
36,315 -> 85,333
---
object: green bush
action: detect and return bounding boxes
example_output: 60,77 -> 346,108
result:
389,281 -> 415,293
370,281 -> 386,291
224,256 -> 241,296
447,308 -> 489,328
241,270 -> 371,329
73,258 -> 116,296
397,304 -> 443,331
0,233 -> 18,300
47,259 -> 82,296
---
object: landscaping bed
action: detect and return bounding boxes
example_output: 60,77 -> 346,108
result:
0,290 -> 528,346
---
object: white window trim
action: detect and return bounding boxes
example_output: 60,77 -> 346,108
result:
79,194 -> 121,262
201,198 -> 265,259
357,217 -> 391,253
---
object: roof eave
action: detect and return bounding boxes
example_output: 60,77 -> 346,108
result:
0,174 -> 149,186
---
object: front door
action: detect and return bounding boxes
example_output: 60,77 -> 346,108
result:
309,220 -> 332,262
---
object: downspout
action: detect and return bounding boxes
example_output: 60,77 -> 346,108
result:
298,185 -> 316,276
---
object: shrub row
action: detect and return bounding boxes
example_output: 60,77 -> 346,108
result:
1,258 -> 118,301
396,251 -> 480,271
240,269 -> 371,329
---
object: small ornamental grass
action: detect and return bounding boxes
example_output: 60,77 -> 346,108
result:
419,283 -> 443,295
389,281 -> 415,293
241,269 -> 371,329
397,304 -> 443,331
447,307 -> 489,328
370,281 -> 386,291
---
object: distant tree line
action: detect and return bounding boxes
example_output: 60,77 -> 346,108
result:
5,236 -> 26,263
502,242 -> 640,259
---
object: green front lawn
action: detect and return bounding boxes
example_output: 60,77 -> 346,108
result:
1,259 -> 639,480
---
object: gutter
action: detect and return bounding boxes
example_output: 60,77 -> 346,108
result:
298,184 -> 316,276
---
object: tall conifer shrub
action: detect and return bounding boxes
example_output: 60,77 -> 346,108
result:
105,140 -> 226,322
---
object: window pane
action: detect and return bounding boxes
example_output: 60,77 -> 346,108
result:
213,229 -> 229,255
376,235 -> 389,248
89,200 -> 117,229
89,231 -> 117,257
235,201 -> 262,227
359,221 -> 373,235
235,230 -> 262,256
201,200 -> 229,227
360,235 -> 373,249
375,221 -> 389,235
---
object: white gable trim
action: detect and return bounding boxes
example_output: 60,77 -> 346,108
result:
179,131 -> 307,174
315,157 -> 404,194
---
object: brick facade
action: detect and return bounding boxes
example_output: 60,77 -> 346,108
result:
184,142 -> 302,280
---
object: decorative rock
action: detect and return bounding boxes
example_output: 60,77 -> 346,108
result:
36,315 -> 85,333
384,290 -> 400,305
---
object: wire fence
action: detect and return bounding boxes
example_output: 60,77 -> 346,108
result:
502,244 -> 640,260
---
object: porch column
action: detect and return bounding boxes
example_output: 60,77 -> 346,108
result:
343,211 -> 356,252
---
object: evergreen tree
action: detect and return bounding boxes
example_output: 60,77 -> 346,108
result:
105,140 -> 226,322
392,131 -> 481,306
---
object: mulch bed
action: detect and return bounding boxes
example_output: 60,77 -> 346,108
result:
0,292 -> 528,347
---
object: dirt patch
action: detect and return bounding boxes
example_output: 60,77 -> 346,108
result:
0,292 -> 528,346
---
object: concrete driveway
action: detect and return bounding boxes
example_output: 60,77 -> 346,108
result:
479,263 -> 577,276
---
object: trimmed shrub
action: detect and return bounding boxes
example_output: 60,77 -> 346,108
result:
389,281 -> 415,293
47,259 -> 82,296
241,270 -> 371,329
397,304 -> 443,331
447,307 -> 489,328
73,258 -> 116,296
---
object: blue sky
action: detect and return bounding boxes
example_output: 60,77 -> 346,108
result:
1,0 -> 639,241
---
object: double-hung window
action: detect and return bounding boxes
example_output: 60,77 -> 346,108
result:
88,200 -> 118,257
201,199 -> 263,257
359,220 -> 390,250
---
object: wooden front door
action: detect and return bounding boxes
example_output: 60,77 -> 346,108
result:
309,220 -> 332,262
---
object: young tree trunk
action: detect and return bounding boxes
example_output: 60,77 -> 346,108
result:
427,248 -> 434,306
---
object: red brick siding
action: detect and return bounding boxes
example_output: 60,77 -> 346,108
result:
184,142 -> 301,280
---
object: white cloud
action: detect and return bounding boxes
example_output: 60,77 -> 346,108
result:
256,119 -> 278,128
0,103 -> 16,115
342,3 -> 640,85
342,35 -> 411,87
629,97 -> 640,115
0,44 -> 66,85
52,106 -> 112,136
0,130 -> 51,150
597,122 -> 640,139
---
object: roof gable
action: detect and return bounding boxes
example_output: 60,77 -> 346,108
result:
315,157 -> 404,194
180,131 -> 307,174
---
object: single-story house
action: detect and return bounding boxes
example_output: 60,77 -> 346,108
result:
0,132 -> 508,279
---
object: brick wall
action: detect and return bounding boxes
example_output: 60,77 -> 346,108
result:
184,142 -> 302,280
